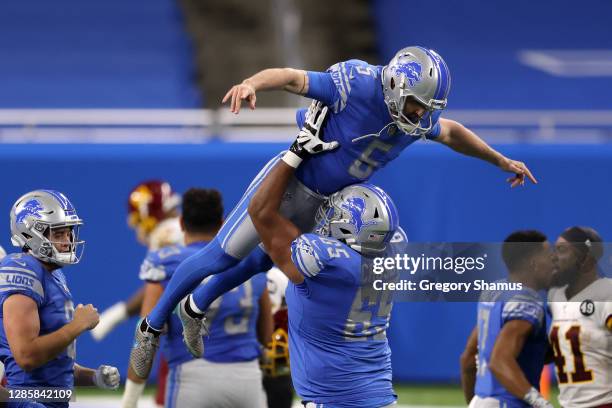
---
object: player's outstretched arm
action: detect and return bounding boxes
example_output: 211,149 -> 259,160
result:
460,326 -> 478,404
222,68 -> 308,114
250,102 -> 334,283
435,118 -> 537,188
249,160 -> 303,284
74,363 -> 120,389
490,320 -> 552,408
3,295 -> 98,371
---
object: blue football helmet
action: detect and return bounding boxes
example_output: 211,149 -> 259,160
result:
10,190 -> 84,266
315,183 -> 399,254
382,46 -> 451,136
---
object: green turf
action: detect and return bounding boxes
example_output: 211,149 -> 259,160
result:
74,383 -> 561,407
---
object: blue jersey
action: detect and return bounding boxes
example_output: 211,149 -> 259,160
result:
286,233 -> 396,408
295,59 -> 442,195
474,284 -> 548,407
0,253 -> 75,408
140,242 -> 268,367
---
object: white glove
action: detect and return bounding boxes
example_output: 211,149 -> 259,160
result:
282,101 -> 339,168
91,302 -> 128,341
93,365 -> 120,390
523,387 -> 553,408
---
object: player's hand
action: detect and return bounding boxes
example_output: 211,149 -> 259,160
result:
73,303 -> 100,331
94,365 -> 120,390
222,80 -> 257,114
499,157 -> 537,187
291,101 -> 338,156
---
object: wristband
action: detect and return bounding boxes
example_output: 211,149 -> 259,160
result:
282,151 -> 303,168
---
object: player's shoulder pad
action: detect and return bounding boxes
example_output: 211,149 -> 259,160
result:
0,253 -> 45,303
139,245 -> 183,282
290,233 -> 339,278
502,289 -> 545,327
326,59 -> 380,113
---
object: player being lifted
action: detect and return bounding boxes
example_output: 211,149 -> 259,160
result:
122,188 -> 272,408
249,105 -> 400,407
461,230 -> 554,408
548,227 -> 612,408
130,46 -> 538,377
0,190 -> 119,408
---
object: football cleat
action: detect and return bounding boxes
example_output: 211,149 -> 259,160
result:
128,319 -> 160,379
177,297 -> 208,358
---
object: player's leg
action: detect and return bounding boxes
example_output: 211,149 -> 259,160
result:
189,249 -> 269,312
166,359 -> 267,408
188,175 -> 324,314
130,154 -> 283,379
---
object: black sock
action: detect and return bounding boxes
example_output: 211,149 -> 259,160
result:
184,296 -> 205,319
140,319 -> 162,336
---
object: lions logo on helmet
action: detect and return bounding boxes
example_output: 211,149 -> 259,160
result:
316,183 -> 399,254
16,199 -> 45,224
392,61 -> 422,87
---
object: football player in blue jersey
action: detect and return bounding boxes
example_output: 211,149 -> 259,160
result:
0,190 -> 120,408
247,113 -> 401,407
123,188 -> 273,408
130,46 -> 537,376
460,230 -> 555,408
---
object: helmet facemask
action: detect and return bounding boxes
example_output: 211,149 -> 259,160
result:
14,221 -> 85,266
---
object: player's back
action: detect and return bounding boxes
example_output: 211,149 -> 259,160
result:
140,242 -> 266,367
548,278 -> 612,408
286,233 -> 395,407
295,59 -> 442,195
474,284 -> 548,408
0,253 -> 75,395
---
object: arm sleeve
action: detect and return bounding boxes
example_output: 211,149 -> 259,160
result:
425,111 -> 443,139
0,266 -> 44,306
502,297 -> 545,330
304,71 -> 338,107
290,234 -> 328,278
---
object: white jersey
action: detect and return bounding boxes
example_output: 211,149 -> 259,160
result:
548,278 -> 612,408
266,267 -> 288,315
148,217 -> 184,250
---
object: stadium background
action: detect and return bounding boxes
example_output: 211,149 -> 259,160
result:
0,0 -> 611,403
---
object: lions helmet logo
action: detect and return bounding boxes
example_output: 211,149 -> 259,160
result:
16,199 -> 45,223
341,197 -> 377,233
394,61 -> 422,87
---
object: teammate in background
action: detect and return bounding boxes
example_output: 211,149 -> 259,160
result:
248,105 -> 400,407
122,188 -> 272,408
92,180 -> 182,407
131,46 -> 539,377
0,190 -> 119,408
92,180 -> 182,341
548,226 -> 612,408
461,230 -> 554,408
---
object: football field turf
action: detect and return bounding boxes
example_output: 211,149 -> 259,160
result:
69,384 -> 561,407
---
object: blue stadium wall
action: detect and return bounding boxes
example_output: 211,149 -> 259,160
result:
0,142 -> 610,382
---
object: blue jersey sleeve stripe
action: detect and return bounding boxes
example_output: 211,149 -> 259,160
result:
0,280 -> 45,300
0,266 -> 39,279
